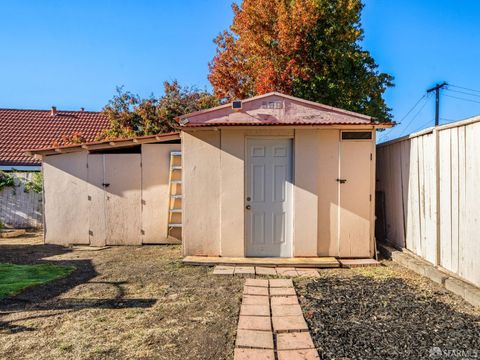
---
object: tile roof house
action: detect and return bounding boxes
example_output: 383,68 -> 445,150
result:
0,107 -> 109,170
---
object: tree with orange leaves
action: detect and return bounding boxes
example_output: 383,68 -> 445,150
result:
209,0 -> 393,120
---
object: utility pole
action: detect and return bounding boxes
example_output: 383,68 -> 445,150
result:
427,82 -> 448,126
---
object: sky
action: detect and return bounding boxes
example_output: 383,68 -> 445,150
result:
1,0 -> 480,143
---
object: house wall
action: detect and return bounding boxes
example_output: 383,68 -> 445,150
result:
182,127 -> 375,258
376,117 -> 480,287
0,171 -> 43,229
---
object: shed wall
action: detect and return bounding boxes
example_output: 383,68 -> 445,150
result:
182,128 -> 374,258
43,143 -> 179,246
43,152 -> 90,244
182,131 -> 222,256
142,143 -> 181,243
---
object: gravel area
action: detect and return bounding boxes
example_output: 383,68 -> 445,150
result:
295,262 -> 480,360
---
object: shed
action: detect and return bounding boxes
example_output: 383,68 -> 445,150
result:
179,92 -> 391,258
27,92 -> 392,258
27,133 -> 181,245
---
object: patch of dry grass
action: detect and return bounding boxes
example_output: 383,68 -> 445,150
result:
0,235 -> 244,360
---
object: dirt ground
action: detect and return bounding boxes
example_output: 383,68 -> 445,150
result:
0,233 -> 244,360
2,233 -> 479,360
296,263 -> 480,360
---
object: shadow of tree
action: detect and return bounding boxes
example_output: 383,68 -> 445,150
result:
0,244 -> 157,334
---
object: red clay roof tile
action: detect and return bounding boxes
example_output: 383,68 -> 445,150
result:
0,109 -> 109,166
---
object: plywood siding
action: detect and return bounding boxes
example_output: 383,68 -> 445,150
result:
293,130 -> 321,256
182,131 -> 222,256
183,128 -> 374,258
377,119 -> 480,286
43,152 -> 89,244
44,147 -> 174,247
87,154 -> 107,246
219,129 -> 245,257
141,143 -> 181,244
103,154 -> 142,245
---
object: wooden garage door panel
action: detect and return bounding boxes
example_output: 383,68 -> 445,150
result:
104,154 -> 142,245
88,155 -> 107,246
87,154 -> 142,246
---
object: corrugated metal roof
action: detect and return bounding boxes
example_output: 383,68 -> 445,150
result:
25,132 -> 181,156
177,92 -> 391,128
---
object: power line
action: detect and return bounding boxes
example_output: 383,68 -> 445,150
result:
445,88 -> 480,98
377,94 -> 431,143
449,84 -> 480,94
377,94 -> 427,143
402,94 -> 431,134
397,94 -> 427,123
444,94 -> 480,105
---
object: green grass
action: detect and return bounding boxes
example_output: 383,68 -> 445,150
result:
0,263 -> 75,299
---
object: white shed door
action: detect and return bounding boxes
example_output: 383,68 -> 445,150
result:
246,138 -> 293,257
339,140 -> 372,257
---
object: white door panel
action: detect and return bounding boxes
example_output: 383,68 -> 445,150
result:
246,138 -> 293,257
339,141 -> 372,257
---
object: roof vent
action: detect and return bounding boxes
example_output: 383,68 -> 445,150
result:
179,117 -> 189,126
51,106 -> 57,116
232,100 -> 242,111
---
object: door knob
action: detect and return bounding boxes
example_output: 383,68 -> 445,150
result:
246,205 -> 251,210
336,178 -> 347,184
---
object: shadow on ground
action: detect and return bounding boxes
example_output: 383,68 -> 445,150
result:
0,243 -> 156,334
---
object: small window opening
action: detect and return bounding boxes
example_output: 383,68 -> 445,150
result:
341,131 -> 372,140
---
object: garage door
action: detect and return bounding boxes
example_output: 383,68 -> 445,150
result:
87,154 -> 142,246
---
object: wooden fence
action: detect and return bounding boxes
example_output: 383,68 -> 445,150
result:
376,116 -> 480,287
0,172 -> 43,229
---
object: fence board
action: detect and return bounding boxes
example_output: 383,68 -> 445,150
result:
0,172 -> 42,228
377,117 -> 480,287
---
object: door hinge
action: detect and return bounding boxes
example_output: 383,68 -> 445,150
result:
141,229 -> 145,235
370,153 -> 373,161
370,194 -> 372,202
89,230 -> 93,236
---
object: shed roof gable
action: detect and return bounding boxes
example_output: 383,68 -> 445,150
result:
179,92 -> 379,127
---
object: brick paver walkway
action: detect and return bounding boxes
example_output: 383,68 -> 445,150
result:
213,266 -> 320,278
233,278 -> 319,360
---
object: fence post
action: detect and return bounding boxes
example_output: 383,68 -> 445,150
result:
434,126 -> 441,267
